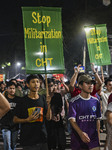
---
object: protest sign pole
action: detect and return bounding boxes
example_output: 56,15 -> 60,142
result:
83,39 -> 86,71
101,66 -> 104,82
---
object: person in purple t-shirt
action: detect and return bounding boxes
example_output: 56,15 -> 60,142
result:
68,74 -> 101,150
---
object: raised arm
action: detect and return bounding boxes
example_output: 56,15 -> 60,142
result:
0,93 -> 10,118
91,63 -> 103,91
60,77 -> 69,94
69,64 -> 81,92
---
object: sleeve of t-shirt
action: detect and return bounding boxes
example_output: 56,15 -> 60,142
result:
14,101 -> 24,118
91,85 -> 100,96
68,101 -> 77,121
108,93 -> 112,104
96,100 -> 101,119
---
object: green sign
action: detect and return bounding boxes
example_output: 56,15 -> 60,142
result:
22,7 -> 65,74
84,24 -> 111,66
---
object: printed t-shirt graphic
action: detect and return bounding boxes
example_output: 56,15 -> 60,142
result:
28,107 -> 43,122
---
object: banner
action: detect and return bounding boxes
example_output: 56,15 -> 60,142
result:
52,74 -> 64,81
0,74 -> 5,82
22,7 -> 65,74
84,24 -> 111,66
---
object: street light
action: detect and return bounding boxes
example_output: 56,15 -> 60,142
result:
15,62 -> 21,75
16,62 -> 21,67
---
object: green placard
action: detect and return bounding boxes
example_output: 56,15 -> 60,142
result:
84,24 -> 111,66
22,7 -> 65,74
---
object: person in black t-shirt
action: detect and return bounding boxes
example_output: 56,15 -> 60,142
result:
1,81 -> 21,150
46,79 -> 66,150
13,74 -> 51,150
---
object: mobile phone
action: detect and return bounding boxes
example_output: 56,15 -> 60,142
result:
33,107 -> 41,115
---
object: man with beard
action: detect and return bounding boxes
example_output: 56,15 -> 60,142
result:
1,81 -> 20,150
68,74 -> 101,150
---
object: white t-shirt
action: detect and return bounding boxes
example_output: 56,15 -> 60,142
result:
101,90 -> 111,119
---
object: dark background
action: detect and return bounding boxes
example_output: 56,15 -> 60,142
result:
0,0 -> 112,79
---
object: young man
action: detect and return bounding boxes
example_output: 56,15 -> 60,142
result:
1,82 -> 20,150
68,74 -> 101,150
105,102 -> 112,150
99,78 -> 112,117
13,74 -> 50,150
98,78 -> 112,149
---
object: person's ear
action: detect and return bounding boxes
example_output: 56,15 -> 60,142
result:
78,84 -> 82,90
26,83 -> 29,88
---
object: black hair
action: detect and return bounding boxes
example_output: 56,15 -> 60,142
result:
55,80 -> 61,84
50,93 -> 63,116
105,78 -> 112,85
7,81 -> 16,88
37,74 -> 44,82
10,79 -> 17,83
78,81 -> 84,85
17,83 -> 22,88
0,82 -> 4,85
26,74 -> 39,84
109,75 -> 112,79
47,78 -> 55,84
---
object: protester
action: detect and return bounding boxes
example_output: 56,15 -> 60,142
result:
1,81 -> 21,150
68,74 -> 101,150
105,102 -> 112,150
108,91 -> 112,104
22,80 -> 29,96
46,78 -> 66,150
10,79 -> 23,97
13,74 -> 51,150
38,74 -> 46,96
0,92 -> 10,118
0,82 -> 6,93
98,78 -> 112,131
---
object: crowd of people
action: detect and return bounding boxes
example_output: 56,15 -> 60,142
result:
0,63 -> 112,150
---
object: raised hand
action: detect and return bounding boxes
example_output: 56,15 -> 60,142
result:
91,63 -> 96,73
74,64 -> 81,74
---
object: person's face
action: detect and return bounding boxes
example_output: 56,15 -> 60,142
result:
79,81 -> 94,94
7,85 -> 16,96
106,81 -> 112,92
48,82 -> 54,92
27,78 -> 40,92
22,82 -> 26,87
54,83 -> 58,91
57,83 -> 61,89
1,84 -> 5,89
17,86 -> 22,91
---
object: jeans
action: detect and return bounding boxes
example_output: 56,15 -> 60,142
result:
2,129 -> 18,150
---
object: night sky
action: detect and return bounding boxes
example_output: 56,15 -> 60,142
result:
0,0 -> 112,78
